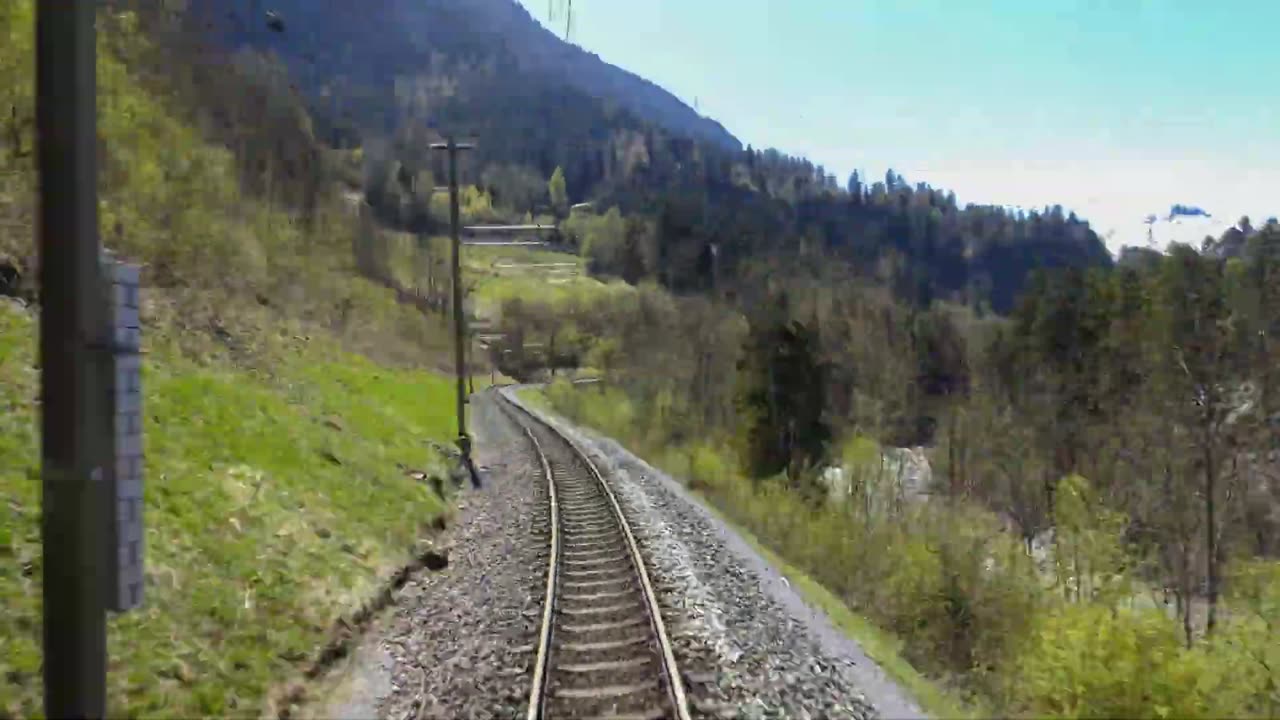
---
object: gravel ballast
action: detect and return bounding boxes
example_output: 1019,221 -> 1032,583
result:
313,392 -> 549,719
315,388 -> 925,719
506,389 -> 926,720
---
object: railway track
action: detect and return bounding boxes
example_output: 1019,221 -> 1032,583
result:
498,392 -> 691,720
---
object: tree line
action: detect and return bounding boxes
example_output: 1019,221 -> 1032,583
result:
976,221 -> 1280,641
531,212 -> 1279,648
191,0 -> 1114,316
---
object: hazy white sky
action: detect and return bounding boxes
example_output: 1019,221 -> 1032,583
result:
519,0 -> 1279,254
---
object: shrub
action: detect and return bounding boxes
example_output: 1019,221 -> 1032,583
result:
1008,603 -> 1207,718
548,380 -> 635,442
688,443 -> 732,492
1222,560 -> 1280,716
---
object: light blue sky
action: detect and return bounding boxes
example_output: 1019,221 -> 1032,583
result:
519,0 -> 1279,253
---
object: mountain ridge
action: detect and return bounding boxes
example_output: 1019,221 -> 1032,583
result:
199,0 -> 738,151
189,0 -> 1113,313
453,0 -> 741,151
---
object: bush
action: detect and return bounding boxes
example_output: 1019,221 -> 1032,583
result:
547,380 -> 635,442
1002,601 -> 1271,718
1222,560 -> 1280,716
544,378 -> 579,415
688,444 -> 732,491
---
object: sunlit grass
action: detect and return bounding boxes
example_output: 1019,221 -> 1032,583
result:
0,4 -> 489,715
463,244 -> 631,317
0,303 -> 455,717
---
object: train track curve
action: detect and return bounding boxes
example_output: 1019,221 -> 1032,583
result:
498,392 -> 691,720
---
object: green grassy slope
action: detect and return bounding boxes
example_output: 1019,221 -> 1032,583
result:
463,242 -> 633,317
0,4 -> 477,714
0,301 -> 460,717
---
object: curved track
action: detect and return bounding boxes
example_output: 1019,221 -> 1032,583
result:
498,392 -> 691,720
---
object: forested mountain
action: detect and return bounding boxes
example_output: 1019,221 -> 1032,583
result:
192,0 -> 738,151
184,0 -> 1112,313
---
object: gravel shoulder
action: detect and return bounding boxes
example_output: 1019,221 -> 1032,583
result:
506,388 -> 927,720
306,391 -> 547,719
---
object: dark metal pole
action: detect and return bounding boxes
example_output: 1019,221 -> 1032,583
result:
37,3 -> 109,716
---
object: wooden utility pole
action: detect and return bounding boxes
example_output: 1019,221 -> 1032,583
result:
430,138 -> 475,475
37,3 -> 109,715
467,328 -> 476,395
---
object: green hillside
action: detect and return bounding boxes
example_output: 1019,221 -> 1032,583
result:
0,3 -> 478,714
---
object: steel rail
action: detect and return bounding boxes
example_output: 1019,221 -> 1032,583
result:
522,411 -> 560,720
499,391 -> 691,720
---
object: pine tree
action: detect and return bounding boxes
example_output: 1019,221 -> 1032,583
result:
548,165 -> 568,216
738,297 -> 831,493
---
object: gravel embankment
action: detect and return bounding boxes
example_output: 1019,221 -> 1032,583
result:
316,392 -> 547,720
506,389 -> 926,720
